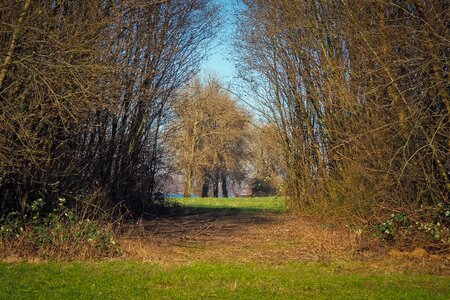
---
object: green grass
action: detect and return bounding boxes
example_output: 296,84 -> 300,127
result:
173,196 -> 285,213
1,261 -> 449,299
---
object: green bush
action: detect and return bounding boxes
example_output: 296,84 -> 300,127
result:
372,213 -> 409,241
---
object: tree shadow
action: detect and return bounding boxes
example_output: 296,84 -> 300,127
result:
121,203 -> 281,240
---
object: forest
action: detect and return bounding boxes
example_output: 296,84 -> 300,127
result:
0,0 -> 449,298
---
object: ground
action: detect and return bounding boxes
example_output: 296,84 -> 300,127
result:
120,197 -> 449,274
1,197 -> 449,299
120,197 -> 353,264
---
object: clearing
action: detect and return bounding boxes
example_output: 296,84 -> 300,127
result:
1,197 -> 449,299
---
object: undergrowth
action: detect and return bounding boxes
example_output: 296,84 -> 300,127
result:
350,204 -> 450,253
299,195 -> 449,253
0,198 -> 120,261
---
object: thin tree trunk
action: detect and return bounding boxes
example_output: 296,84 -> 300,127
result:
222,175 -> 228,198
183,167 -> 192,198
201,177 -> 209,197
213,177 -> 219,198
0,0 -> 33,90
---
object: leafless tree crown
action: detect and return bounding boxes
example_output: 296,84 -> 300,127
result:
0,0 -> 219,216
236,0 -> 448,217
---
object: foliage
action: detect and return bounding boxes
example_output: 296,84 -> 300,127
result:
0,199 -> 119,260
416,204 -> 450,246
368,206 -> 450,249
251,177 -> 278,197
372,213 -> 410,241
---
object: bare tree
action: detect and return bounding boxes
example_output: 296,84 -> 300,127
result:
0,0 -> 219,216
235,0 -> 448,219
170,78 -> 250,198
249,123 -> 285,196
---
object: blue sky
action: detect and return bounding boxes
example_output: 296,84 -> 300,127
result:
199,0 -> 261,115
199,0 -> 237,85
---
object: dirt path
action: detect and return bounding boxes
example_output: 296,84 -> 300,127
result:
120,208 -> 358,264
118,208 -> 449,274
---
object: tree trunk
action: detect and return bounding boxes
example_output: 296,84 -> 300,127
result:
213,178 -> 219,198
201,177 -> 209,197
0,0 -> 33,90
183,168 -> 192,198
222,175 -> 228,198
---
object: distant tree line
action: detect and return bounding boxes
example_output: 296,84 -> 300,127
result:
0,0 -> 219,217
236,0 -> 448,218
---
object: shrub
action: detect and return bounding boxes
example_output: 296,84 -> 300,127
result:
0,198 -> 120,261
370,207 -> 449,251
251,177 -> 278,197
142,193 -> 182,217
372,213 -> 410,241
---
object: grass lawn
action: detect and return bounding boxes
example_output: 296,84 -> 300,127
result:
1,261 -> 449,299
173,196 -> 285,213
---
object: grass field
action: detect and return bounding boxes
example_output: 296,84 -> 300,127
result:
1,261 -> 449,299
2,197 -> 449,299
174,196 -> 285,213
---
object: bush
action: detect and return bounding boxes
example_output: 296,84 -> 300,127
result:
251,178 -> 278,197
369,206 -> 450,251
142,193 -> 182,217
372,213 -> 410,241
0,198 -> 120,260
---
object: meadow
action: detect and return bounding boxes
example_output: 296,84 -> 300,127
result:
175,196 -> 285,213
1,261 -> 449,299
1,197 -> 449,299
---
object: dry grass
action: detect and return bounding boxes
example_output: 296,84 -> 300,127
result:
118,207 -> 450,274
119,211 -> 355,264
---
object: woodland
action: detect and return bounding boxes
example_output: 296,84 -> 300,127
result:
0,0 -> 449,290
